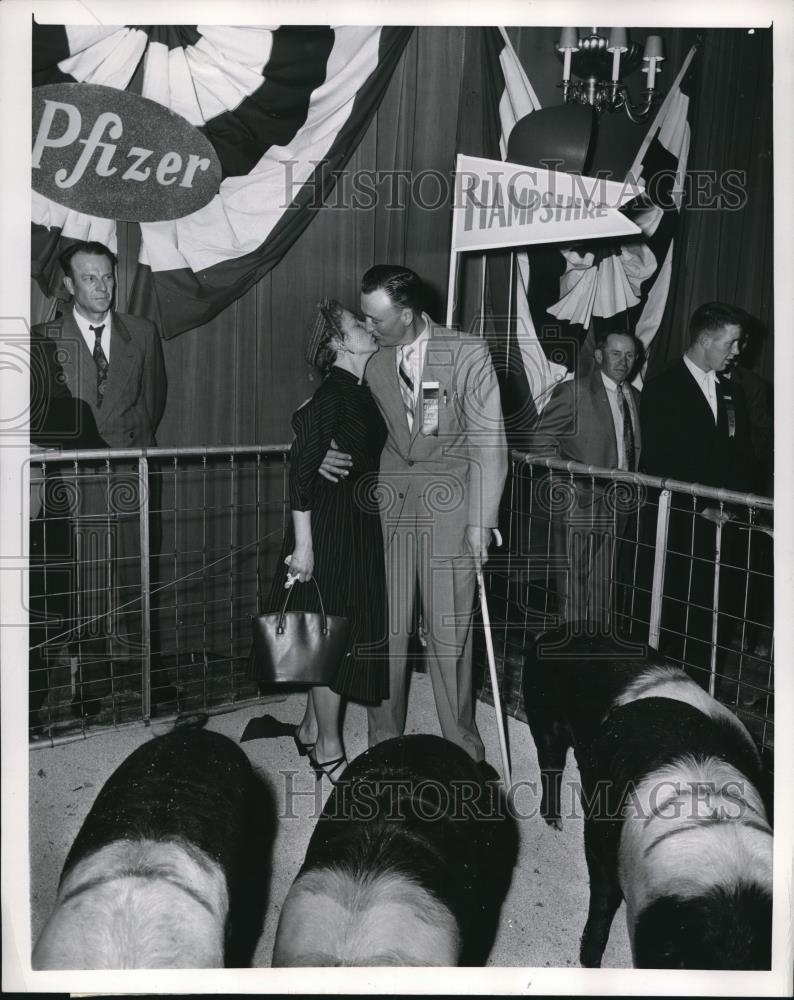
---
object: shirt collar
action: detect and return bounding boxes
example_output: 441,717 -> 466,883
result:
404,315 -> 429,350
72,305 -> 111,338
600,369 -> 622,392
683,352 -> 716,384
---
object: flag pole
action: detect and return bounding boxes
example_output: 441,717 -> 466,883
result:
446,249 -> 459,328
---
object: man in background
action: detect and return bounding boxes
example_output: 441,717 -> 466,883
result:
529,330 -> 641,628
640,301 -> 755,674
641,301 -> 754,493
31,240 -> 167,718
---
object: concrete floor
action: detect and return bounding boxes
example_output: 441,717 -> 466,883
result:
28,672 -> 631,969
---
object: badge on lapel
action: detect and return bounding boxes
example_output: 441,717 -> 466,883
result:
420,381 -> 440,436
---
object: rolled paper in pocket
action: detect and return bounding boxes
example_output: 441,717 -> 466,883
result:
421,381 -> 440,436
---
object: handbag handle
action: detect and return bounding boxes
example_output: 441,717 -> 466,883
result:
277,576 -> 329,635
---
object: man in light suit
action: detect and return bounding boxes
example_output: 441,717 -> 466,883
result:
31,240 -> 167,716
529,330 -> 641,626
323,265 -> 507,762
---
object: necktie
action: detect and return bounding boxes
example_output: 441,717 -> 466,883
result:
618,382 -> 636,471
91,324 -> 108,408
717,373 -> 736,438
399,344 -> 416,430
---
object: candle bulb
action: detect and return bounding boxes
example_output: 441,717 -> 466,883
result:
643,35 -> 664,89
611,48 -> 621,82
558,27 -> 579,84
607,28 -> 628,83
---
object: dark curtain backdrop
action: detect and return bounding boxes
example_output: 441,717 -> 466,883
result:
649,27 -> 774,379
31,25 -> 773,449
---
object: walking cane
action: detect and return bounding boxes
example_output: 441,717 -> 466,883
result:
476,566 -> 512,788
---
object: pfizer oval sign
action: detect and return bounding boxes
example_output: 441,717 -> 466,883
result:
32,83 -> 221,222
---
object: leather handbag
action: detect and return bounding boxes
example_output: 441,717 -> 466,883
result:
251,578 -> 350,685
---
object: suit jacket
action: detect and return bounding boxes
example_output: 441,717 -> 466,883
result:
365,318 -> 507,553
640,358 -> 754,494
31,308 -> 167,449
730,365 -> 773,494
529,368 -> 642,478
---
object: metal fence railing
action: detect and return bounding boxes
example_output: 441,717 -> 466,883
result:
477,452 -> 774,773
28,445 -> 290,744
29,445 -> 774,776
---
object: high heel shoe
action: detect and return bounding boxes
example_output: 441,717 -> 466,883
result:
293,729 -> 316,757
308,752 -> 347,785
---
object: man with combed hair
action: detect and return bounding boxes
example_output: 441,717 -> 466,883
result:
321,265 -> 507,763
640,302 -> 756,673
31,240 -> 167,718
641,301 -> 754,492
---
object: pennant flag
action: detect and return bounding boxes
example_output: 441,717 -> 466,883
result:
548,45 -> 699,357
31,23 -> 413,337
452,154 -> 643,252
478,28 -> 570,422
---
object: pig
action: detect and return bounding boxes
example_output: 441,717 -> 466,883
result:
32,723 -> 272,969
523,628 -> 773,969
272,734 -> 516,967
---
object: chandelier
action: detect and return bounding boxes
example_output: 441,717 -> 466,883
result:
555,27 -> 664,123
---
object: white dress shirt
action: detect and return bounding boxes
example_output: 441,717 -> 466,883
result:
72,306 -> 112,362
600,370 -> 637,471
683,353 -> 718,422
396,313 -> 431,406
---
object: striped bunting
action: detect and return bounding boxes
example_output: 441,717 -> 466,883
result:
547,45 -> 699,370
31,23 -> 413,337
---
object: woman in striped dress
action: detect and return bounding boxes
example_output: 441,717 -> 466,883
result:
258,300 -> 388,783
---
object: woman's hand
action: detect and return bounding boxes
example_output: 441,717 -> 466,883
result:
284,546 -> 314,586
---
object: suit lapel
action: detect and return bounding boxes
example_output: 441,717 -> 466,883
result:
409,337 -> 426,445
590,370 -> 619,466
100,312 -> 135,418
367,345 -> 412,450
679,359 -> 718,427
56,312 -> 96,408
414,325 -> 453,443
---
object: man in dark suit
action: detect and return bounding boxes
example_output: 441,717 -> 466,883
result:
640,302 -> 754,493
640,302 -> 755,675
530,330 -> 642,627
31,240 -> 167,717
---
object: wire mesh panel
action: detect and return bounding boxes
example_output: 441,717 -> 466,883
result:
30,444 -> 774,775
481,453 -> 774,774
28,445 -> 289,742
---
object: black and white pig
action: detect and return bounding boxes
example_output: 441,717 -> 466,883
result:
272,734 -> 517,967
523,629 -> 773,970
32,723 -> 273,969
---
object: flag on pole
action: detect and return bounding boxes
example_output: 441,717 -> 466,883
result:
481,28 -> 569,418
547,45 -> 699,362
31,23 -> 412,337
627,45 -> 698,361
